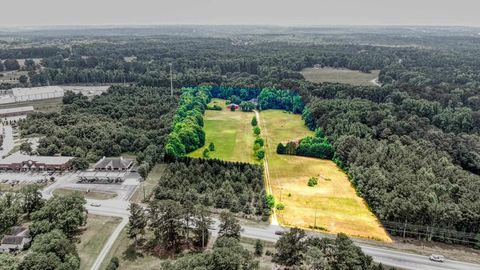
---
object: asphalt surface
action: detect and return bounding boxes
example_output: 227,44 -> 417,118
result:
84,199 -> 480,270
0,126 -> 14,158
40,177 -> 480,270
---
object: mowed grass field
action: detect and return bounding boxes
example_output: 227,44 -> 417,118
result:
260,110 -> 391,242
301,67 -> 380,86
189,98 -> 258,163
77,214 -> 121,270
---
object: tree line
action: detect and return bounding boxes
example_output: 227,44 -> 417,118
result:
20,86 -> 177,176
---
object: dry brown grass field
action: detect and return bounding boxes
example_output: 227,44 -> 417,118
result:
260,110 -> 391,242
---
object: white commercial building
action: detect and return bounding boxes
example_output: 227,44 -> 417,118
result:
0,86 -> 64,104
11,86 -> 64,102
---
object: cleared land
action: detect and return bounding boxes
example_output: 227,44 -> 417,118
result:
0,97 -> 63,113
301,67 -> 380,86
100,228 -> 164,270
53,188 -> 117,200
189,98 -> 258,163
77,214 -> 121,270
130,164 -> 165,203
259,110 -> 391,242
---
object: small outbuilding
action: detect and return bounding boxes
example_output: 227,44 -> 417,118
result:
226,103 -> 239,110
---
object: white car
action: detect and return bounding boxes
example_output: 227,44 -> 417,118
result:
90,203 -> 101,207
429,254 -> 445,262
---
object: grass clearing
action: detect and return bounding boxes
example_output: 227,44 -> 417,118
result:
77,214 -> 121,270
301,67 -> 380,86
100,228 -> 164,270
130,164 -> 165,203
0,97 -> 63,113
189,98 -> 258,164
260,110 -> 391,242
53,188 -> 117,200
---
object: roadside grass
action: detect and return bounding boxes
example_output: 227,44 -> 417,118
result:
99,228 -> 165,270
0,97 -> 63,113
188,98 -> 258,164
260,110 -> 391,242
240,237 -> 276,270
77,214 -> 122,270
301,67 -> 380,86
53,188 -> 117,200
0,182 -> 48,193
130,164 -> 165,203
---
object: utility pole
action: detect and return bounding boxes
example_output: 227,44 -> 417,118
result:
169,63 -> 173,97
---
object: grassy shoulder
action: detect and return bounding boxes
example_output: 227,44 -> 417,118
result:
130,164 -> 165,203
53,188 -> 117,200
188,98 -> 258,164
77,214 -> 122,270
301,67 -> 380,86
0,97 -> 63,113
260,110 -> 391,242
99,228 -> 164,270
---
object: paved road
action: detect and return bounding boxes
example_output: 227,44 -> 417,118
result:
85,199 -> 132,270
0,126 -> 14,158
42,177 -> 480,270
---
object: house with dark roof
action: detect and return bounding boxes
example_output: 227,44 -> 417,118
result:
94,156 -> 134,171
0,226 -> 31,253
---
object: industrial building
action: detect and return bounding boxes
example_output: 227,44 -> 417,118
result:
0,86 -> 64,104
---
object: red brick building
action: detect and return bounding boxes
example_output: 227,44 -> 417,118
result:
0,153 -> 74,171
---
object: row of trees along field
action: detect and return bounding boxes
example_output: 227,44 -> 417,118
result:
5,32 -> 480,246
19,86 -> 177,176
0,186 -> 87,269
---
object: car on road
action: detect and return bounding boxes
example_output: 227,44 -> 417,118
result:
90,203 -> 101,207
429,254 -> 445,262
275,230 -> 285,236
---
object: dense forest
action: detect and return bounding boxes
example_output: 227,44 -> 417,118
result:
3,26 -> 480,246
152,157 -> 270,220
20,86 -> 177,174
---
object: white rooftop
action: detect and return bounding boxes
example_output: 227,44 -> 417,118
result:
11,86 -> 64,97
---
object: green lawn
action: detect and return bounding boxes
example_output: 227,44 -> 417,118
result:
53,188 -> 117,200
77,214 -> 122,270
301,67 -> 380,86
188,98 -> 258,164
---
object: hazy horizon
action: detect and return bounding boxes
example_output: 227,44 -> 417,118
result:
2,0 -> 480,28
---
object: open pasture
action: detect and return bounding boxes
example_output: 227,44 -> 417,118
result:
188,98 -> 258,164
260,110 -> 391,242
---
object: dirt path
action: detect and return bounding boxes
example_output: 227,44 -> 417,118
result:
370,78 -> 381,87
254,110 -> 278,225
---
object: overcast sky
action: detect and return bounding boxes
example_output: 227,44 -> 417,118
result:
1,0 -> 480,27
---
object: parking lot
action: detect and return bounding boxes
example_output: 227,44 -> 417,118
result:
41,171 -> 141,201
0,170 -> 60,186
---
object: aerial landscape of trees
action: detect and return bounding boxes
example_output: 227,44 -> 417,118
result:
2,25 -> 480,257
20,86 -> 177,174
